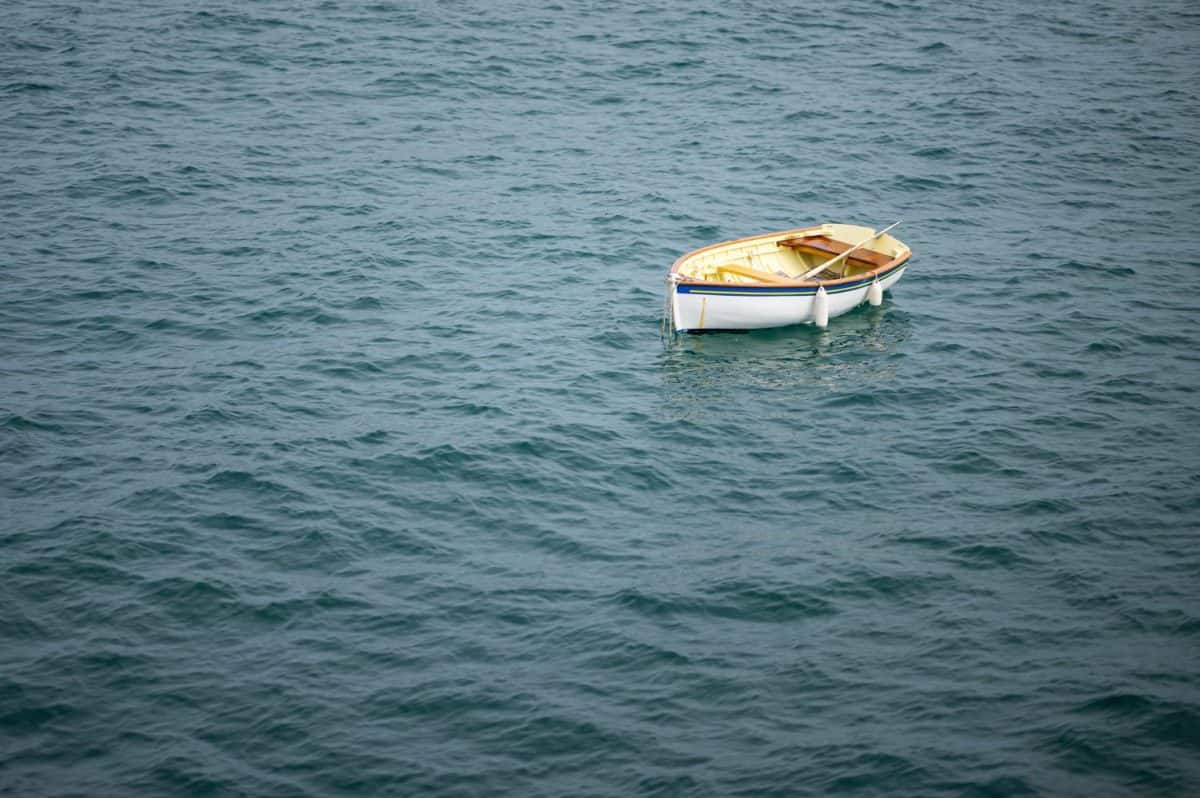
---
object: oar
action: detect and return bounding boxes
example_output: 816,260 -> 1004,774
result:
800,221 -> 902,280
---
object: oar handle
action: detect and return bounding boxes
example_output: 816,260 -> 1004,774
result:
800,221 -> 902,280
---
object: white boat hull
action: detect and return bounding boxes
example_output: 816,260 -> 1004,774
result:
672,266 -> 907,332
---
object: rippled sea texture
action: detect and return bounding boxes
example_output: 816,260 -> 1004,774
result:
4,1 -> 1200,795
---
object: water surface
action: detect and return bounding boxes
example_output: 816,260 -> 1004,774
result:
3,1 -> 1200,795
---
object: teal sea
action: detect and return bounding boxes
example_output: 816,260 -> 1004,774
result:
3,1 -> 1200,795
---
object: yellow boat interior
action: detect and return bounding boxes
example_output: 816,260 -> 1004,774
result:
673,223 -> 909,285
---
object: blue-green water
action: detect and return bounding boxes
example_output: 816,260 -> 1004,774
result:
3,1 -> 1200,795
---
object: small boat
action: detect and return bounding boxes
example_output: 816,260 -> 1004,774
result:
666,222 -> 912,333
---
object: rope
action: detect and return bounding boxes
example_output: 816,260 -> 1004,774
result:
661,273 -> 682,342
660,275 -> 674,341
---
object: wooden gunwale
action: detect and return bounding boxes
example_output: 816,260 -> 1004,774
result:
670,226 -> 910,288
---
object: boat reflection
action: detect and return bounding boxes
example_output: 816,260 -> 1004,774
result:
658,304 -> 913,416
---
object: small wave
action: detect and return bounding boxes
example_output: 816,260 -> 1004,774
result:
2,413 -> 63,433
203,470 -> 310,503
950,544 -> 1034,570
139,576 -> 240,621
913,146 -> 956,159
614,579 -> 836,623
1140,708 -> 1200,751
1074,693 -> 1154,717
244,590 -> 373,626
2,81 -> 59,93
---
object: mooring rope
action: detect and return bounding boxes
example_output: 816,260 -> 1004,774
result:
660,275 -> 674,342
661,273 -> 684,343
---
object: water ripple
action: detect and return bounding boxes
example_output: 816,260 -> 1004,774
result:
2,0 -> 1199,795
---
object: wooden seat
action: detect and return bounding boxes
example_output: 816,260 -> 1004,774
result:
776,235 -> 894,269
712,263 -> 792,284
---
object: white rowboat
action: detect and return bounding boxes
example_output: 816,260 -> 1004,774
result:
667,222 -> 912,333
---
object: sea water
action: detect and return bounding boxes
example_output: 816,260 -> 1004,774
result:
3,1 -> 1199,794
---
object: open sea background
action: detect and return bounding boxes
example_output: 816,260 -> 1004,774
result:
3,0 -> 1200,795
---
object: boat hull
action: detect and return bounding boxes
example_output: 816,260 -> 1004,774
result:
672,265 -> 907,332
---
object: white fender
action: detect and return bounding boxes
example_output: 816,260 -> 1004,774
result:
867,277 -> 883,306
813,286 -> 829,328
